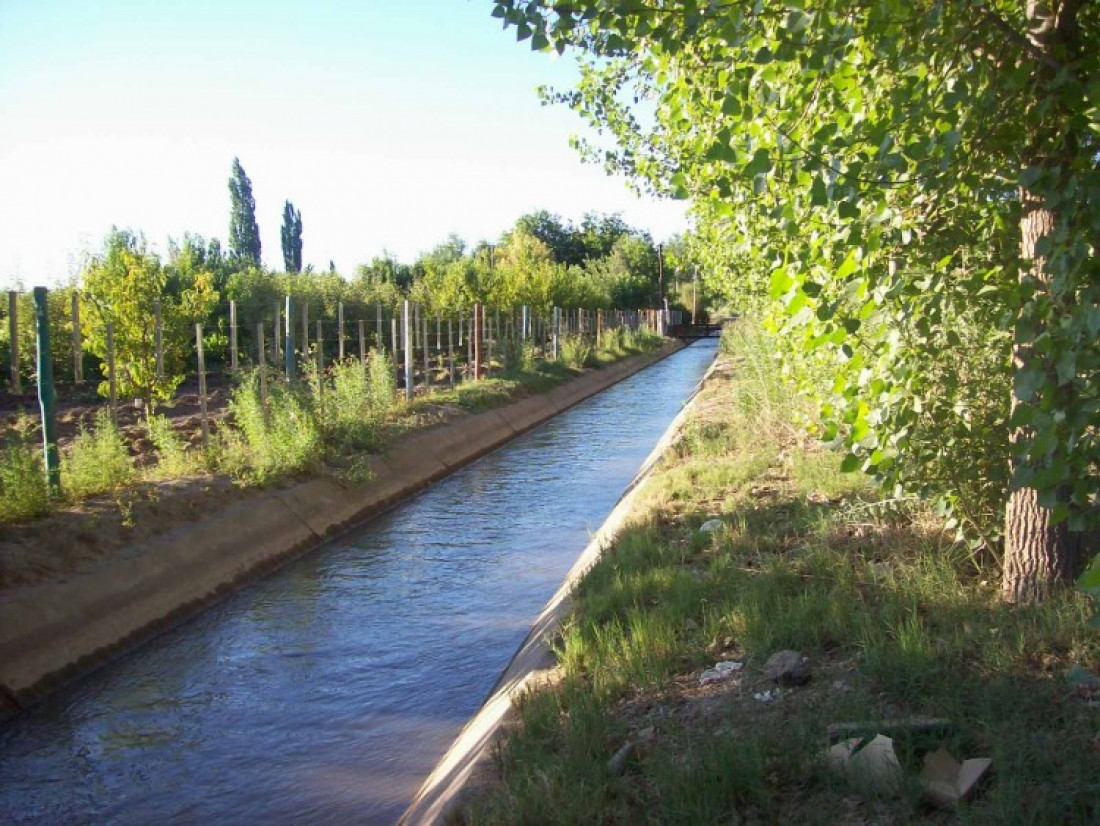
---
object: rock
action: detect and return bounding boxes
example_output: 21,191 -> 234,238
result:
699,518 -> 723,533
763,650 -> 811,686
607,741 -> 634,776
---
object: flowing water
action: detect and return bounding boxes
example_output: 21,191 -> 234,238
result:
1,340 -> 717,824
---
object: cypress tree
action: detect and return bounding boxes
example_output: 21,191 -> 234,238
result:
227,157 -> 261,267
281,200 -> 303,273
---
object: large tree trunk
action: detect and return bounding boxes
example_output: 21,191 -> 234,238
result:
1001,194 -> 1057,602
999,1 -> 1087,603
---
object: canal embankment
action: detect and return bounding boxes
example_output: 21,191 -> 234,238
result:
414,323 -> 1098,825
401,342 -> 717,826
0,341 -> 683,716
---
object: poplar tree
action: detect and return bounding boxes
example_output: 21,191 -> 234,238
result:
494,1 -> 1100,602
228,157 -> 261,267
281,200 -> 303,273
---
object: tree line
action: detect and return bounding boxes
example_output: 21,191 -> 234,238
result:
2,157 -> 700,415
492,1 -> 1100,603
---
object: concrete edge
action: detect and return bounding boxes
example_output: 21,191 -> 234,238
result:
399,346 -> 720,825
0,342 -> 686,719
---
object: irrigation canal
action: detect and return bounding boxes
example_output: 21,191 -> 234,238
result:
1,339 -> 718,824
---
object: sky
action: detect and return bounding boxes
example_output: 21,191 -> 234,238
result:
0,0 -> 689,287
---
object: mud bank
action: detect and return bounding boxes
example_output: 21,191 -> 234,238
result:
400,348 -> 717,825
0,343 -> 684,718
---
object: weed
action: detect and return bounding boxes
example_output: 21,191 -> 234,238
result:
62,410 -> 134,499
146,414 -> 204,477
0,417 -> 49,523
219,368 -> 321,483
560,334 -> 594,369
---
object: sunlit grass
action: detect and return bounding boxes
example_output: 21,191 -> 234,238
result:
464,320 -> 1099,825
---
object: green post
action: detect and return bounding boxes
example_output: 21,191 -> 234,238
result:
33,287 -> 60,494
284,295 -> 295,381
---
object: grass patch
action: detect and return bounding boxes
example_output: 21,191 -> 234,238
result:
463,321 -> 1100,825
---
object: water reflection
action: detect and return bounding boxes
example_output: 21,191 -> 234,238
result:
1,341 -> 716,824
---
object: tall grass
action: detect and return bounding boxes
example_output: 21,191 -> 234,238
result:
464,320 -> 1099,825
560,334 -> 594,369
146,414 -> 204,477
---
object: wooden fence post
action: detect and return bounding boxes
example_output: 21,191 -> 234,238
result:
473,303 -> 482,381
448,317 -> 455,388
8,291 -> 20,393
33,288 -> 60,494
105,322 -> 117,421
195,323 -> 209,449
337,301 -> 345,361
402,299 -> 413,400
273,300 -> 282,362
229,299 -> 239,371
256,323 -> 269,426
154,300 -> 164,379
358,319 -> 367,366
72,291 -> 84,383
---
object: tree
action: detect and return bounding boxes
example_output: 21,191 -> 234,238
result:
512,210 -> 586,266
281,201 -> 303,273
495,1 -> 1100,602
228,157 -> 261,267
81,229 -> 217,416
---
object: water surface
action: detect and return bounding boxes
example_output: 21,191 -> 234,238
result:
1,340 -> 717,824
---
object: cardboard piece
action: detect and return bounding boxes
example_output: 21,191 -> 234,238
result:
919,747 -> 992,810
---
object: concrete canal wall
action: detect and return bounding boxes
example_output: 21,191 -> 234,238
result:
400,348 -> 718,825
0,342 -> 684,715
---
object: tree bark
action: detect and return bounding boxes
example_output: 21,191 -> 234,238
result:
1000,192 -> 1089,602
1000,1 -> 1087,603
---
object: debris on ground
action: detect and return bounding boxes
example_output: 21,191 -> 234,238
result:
826,719 -> 991,809
607,741 -> 635,776
699,660 -> 744,685
699,518 -> 724,533
828,733 -> 903,794
919,746 -> 993,810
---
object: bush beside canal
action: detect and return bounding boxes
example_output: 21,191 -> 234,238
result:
460,322 -> 1099,825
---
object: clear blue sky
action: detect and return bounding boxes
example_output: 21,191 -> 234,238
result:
0,0 -> 688,287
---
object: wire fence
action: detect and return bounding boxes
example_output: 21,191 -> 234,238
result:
1,288 -> 681,409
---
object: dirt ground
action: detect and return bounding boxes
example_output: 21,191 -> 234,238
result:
0,377 -> 247,591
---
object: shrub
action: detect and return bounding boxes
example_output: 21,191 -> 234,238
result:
63,410 -> 134,499
220,369 -> 321,483
146,414 -> 203,477
560,334 -> 594,369
0,419 -> 49,523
